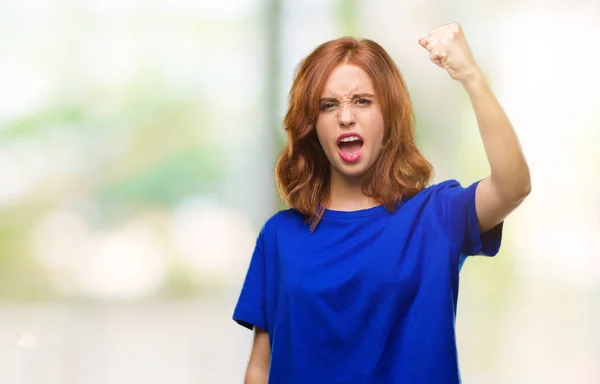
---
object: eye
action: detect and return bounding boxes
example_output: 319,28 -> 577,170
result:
319,102 -> 336,111
356,98 -> 372,106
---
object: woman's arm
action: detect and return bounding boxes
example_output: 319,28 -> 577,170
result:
464,74 -> 531,232
245,327 -> 270,384
419,23 -> 531,232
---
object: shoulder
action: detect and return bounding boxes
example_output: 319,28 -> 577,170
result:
400,178 -> 480,218
425,178 -> 465,193
407,179 -> 464,202
259,208 -> 305,239
252,208 -> 305,257
405,178 -> 483,222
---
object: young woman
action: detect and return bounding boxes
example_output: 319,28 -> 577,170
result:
233,22 -> 530,383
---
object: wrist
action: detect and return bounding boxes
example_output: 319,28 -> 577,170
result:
461,69 -> 487,94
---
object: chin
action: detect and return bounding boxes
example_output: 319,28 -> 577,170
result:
333,161 -> 371,179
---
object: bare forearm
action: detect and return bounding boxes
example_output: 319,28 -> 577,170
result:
245,366 -> 269,384
245,328 -> 270,384
463,72 -> 531,201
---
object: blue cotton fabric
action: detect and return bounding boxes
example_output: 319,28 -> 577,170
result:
233,179 -> 503,383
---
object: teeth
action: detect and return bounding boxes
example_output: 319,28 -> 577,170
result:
340,136 -> 361,143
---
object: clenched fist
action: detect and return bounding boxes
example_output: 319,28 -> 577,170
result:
418,22 -> 481,84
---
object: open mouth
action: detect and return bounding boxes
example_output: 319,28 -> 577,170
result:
337,134 -> 363,163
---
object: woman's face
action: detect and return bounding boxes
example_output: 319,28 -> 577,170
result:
315,64 -> 385,182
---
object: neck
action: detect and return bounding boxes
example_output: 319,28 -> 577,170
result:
326,170 -> 379,211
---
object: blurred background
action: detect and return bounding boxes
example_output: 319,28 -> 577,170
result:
0,0 -> 598,382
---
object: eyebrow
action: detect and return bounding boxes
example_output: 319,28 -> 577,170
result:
319,93 -> 376,102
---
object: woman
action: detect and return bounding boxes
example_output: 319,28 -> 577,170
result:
233,22 -> 530,383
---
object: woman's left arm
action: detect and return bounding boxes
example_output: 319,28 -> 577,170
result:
464,74 -> 531,232
419,22 -> 531,232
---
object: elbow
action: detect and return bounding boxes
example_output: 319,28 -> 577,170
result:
492,171 -> 531,203
512,162 -> 531,201
522,179 -> 532,198
520,166 -> 532,198
512,174 -> 531,204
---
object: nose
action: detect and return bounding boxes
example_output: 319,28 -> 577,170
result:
338,103 -> 355,129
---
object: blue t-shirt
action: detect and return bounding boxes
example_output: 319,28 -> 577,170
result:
233,179 -> 503,383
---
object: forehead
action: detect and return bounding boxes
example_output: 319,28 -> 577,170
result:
321,64 -> 375,97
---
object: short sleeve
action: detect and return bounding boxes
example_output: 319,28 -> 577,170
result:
232,230 -> 268,331
433,179 -> 503,256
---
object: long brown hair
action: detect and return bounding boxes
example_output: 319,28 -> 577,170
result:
275,37 -> 433,230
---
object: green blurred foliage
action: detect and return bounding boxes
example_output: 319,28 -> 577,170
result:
0,68 -> 222,300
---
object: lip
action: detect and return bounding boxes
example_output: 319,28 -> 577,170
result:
336,132 -> 364,145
